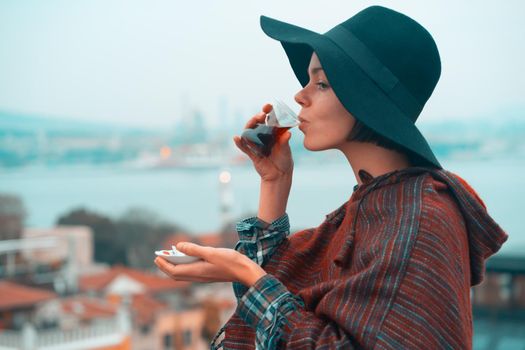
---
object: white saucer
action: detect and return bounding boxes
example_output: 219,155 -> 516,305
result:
155,249 -> 202,264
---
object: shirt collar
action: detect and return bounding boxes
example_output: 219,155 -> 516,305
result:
352,169 -> 375,192
352,166 -> 436,194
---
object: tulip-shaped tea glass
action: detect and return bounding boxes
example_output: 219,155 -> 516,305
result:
241,100 -> 299,157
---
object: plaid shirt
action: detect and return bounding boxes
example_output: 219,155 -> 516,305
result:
211,213 -> 294,349
211,167 -> 508,349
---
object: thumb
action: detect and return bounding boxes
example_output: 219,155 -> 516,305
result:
176,242 -> 206,257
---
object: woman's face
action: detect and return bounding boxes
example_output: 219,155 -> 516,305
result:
295,52 -> 356,151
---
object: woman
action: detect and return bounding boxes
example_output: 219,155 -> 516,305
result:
155,6 -> 508,349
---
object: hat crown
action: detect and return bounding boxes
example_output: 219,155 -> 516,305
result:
332,6 -> 441,110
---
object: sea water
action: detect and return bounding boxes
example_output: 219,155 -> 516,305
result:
0,158 -> 522,255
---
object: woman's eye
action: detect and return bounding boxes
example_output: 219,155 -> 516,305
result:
316,81 -> 329,90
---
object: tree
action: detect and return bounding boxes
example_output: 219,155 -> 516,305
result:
116,207 -> 182,269
56,208 -> 126,265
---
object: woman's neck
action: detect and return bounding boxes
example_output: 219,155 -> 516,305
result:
339,141 -> 413,186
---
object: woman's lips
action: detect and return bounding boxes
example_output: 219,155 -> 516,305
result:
298,122 -> 307,132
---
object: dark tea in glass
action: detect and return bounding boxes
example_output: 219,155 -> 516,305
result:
241,124 -> 291,157
241,100 -> 298,157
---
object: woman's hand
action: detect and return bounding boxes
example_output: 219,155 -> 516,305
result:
233,103 -> 294,183
154,242 -> 267,287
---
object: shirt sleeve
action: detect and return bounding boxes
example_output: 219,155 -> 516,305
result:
232,213 -> 290,300
208,214 -> 291,349
237,274 -> 305,350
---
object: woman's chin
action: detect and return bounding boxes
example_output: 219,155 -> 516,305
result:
303,140 -> 328,152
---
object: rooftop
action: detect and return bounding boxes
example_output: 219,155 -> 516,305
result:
79,265 -> 189,294
0,281 -> 56,311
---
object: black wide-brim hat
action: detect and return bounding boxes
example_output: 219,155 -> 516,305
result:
260,5 -> 442,169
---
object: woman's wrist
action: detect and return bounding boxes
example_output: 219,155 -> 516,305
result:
258,174 -> 292,224
260,173 -> 292,192
240,259 -> 268,287
260,168 -> 293,185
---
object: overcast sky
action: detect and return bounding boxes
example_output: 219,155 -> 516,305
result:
0,0 -> 524,128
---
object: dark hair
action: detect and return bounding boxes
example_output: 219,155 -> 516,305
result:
347,120 -> 416,164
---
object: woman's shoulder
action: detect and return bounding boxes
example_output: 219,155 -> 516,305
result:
400,170 -> 476,245
356,170 -> 466,228
418,169 -> 483,221
370,168 -> 472,212
398,170 -> 468,226
419,172 -> 466,229
320,168 -> 476,232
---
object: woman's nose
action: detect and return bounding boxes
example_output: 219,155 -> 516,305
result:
294,88 -> 308,107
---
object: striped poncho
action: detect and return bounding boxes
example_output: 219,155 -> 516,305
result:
212,166 -> 508,349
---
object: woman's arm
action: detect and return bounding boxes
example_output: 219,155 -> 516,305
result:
233,103 -> 295,223
257,174 -> 293,224
231,103 -> 295,298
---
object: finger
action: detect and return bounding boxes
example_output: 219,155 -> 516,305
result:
155,257 -> 178,277
155,257 -> 194,278
155,257 -> 175,271
233,136 -> 248,154
245,103 -> 272,128
176,242 -> 210,258
262,103 -> 273,114
243,103 -> 273,130
233,136 -> 263,161
244,112 -> 266,130
233,135 -> 256,157
277,130 -> 292,146
155,258 -> 221,282
233,135 -> 244,149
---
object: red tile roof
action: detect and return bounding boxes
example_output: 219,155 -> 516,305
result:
61,296 -> 118,321
0,281 -> 57,311
79,265 -> 189,293
162,232 -> 225,248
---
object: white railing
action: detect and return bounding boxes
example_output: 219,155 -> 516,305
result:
0,308 -> 130,350
0,329 -> 22,349
38,318 -> 118,346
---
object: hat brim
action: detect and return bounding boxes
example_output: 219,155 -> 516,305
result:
260,15 -> 441,169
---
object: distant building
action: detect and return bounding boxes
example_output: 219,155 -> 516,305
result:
0,280 -> 132,350
471,254 -> 525,349
473,254 -> 525,314
22,226 -> 95,272
79,265 -> 235,350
